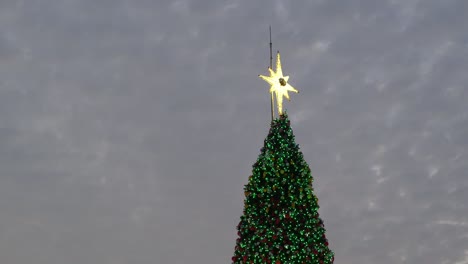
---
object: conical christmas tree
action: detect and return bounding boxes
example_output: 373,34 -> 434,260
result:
231,52 -> 334,263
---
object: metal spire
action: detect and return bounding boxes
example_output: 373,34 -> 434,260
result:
269,26 -> 275,120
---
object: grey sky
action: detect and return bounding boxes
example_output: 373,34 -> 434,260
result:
0,0 -> 467,263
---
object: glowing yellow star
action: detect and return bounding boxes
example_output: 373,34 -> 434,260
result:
259,52 -> 298,115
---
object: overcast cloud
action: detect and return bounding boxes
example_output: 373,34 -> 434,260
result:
0,0 -> 467,263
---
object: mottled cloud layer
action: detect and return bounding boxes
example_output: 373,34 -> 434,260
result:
0,0 -> 467,263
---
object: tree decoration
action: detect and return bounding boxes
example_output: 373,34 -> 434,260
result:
259,52 -> 299,116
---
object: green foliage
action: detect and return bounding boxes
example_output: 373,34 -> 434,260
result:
232,113 -> 334,264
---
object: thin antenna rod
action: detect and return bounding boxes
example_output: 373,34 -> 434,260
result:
269,26 -> 275,121
269,26 -> 273,69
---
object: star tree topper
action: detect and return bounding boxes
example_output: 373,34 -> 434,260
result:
259,51 -> 299,116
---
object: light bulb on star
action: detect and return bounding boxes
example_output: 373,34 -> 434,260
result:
259,52 -> 298,115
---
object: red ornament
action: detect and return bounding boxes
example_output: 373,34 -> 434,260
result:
243,255 -> 247,262
276,260 -> 281,264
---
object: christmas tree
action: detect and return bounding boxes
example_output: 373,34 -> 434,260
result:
231,52 -> 334,263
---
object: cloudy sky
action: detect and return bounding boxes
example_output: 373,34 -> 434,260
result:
1,0 -> 467,263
